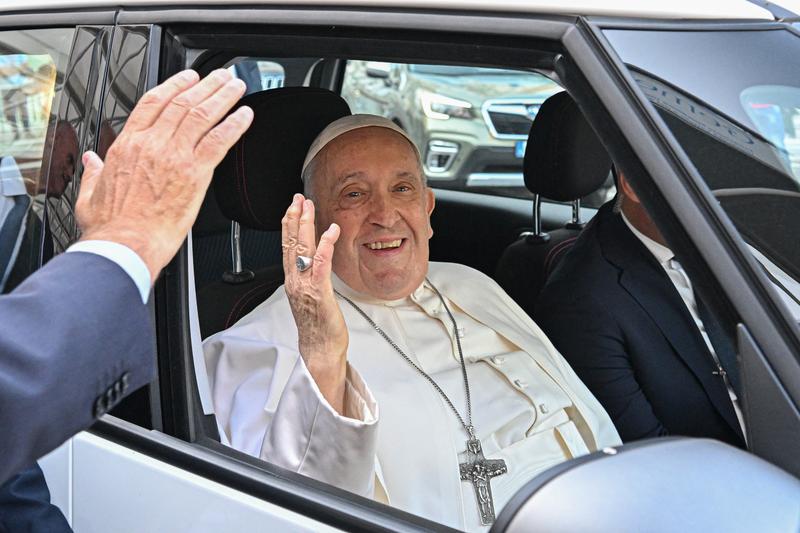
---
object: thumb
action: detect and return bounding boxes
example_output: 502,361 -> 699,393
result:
79,151 -> 104,196
75,151 -> 104,225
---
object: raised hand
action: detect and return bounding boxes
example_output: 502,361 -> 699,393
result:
281,193 -> 349,414
76,68 -> 254,283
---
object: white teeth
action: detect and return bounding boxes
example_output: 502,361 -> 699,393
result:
366,239 -> 402,250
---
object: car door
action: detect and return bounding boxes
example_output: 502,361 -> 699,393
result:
6,4 -> 796,532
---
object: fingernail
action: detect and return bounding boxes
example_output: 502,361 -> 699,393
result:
238,106 -> 253,120
214,68 -> 233,81
180,69 -> 199,82
82,151 -> 98,165
229,78 -> 246,91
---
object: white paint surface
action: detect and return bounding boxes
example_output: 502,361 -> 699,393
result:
39,441 -> 73,525
40,432 -> 341,532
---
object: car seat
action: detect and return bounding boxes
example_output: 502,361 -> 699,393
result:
494,91 -> 611,317
195,87 -> 351,338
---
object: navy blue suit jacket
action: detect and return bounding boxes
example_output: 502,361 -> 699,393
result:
536,202 -> 745,447
0,251 -> 155,484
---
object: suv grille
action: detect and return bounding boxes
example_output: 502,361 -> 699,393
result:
482,100 -> 544,139
487,111 -> 532,136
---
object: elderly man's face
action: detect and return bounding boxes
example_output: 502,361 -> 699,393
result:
312,127 -> 435,300
41,123 -> 78,197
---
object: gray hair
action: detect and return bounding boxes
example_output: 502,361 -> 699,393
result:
302,155 -> 320,200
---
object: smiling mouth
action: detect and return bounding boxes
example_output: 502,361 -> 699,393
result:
364,239 -> 404,250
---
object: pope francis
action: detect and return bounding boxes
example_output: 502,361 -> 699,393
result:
203,114 -> 621,531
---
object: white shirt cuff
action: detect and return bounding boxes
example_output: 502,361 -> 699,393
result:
67,240 -> 151,304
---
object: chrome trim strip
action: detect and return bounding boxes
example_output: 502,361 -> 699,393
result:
466,172 -> 525,187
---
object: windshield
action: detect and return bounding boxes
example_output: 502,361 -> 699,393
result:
605,27 -> 800,316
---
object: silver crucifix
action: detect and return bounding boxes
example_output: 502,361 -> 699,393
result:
459,436 -> 507,525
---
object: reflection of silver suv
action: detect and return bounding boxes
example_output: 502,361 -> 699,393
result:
341,61 -> 561,191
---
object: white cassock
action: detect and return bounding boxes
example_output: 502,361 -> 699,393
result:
204,262 -> 621,531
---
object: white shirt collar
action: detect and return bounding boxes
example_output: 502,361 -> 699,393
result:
331,271 -> 428,307
620,211 -> 675,266
0,156 -> 27,197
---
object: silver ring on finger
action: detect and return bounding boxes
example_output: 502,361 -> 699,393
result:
296,255 -> 313,272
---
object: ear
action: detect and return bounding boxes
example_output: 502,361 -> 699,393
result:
618,172 -> 641,205
425,187 -> 435,238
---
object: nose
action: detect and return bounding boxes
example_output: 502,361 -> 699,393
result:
366,191 -> 400,228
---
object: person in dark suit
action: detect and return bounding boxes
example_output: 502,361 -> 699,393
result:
536,172 -> 745,448
0,67 -> 254,486
0,465 -> 71,532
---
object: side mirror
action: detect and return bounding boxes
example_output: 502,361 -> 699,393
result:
365,61 -> 391,79
492,438 -> 800,533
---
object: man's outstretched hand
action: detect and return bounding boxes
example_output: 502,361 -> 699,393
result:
76,68 -> 254,283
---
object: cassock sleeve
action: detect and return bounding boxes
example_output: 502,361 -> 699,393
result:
261,356 -> 379,497
205,333 -> 379,497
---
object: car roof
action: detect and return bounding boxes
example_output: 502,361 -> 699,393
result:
0,0 -> 781,21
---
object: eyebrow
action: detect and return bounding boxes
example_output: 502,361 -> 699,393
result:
335,170 -> 419,185
337,171 -> 365,185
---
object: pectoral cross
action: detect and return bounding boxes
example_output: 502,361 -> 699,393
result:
459,436 -> 507,525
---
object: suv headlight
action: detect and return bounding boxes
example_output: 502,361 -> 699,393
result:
417,89 -> 473,120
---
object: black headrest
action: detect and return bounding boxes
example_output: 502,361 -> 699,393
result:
213,87 -> 351,230
524,91 -> 612,201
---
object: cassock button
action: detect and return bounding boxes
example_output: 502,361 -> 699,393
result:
493,356 -> 505,365
539,403 -> 549,414
456,326 -> 465,339
514,379 -> 527,388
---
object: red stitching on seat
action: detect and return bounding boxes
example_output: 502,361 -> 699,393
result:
224,280 -> 275,328
238,137 -> 266,228
543,236 -> 578,277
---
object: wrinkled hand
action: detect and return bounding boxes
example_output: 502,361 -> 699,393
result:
282,194 -> 348,414
76,68 -> 253,283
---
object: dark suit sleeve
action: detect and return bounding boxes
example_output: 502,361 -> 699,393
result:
0,251 -> 155,484
0,464 -> 71,532
536,294 -> 669,442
